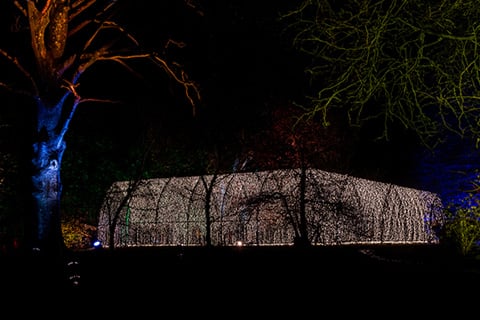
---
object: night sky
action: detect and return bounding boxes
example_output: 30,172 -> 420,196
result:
108,0 -> 308,127
69,0 -> 319,170
64,1 -> 305,136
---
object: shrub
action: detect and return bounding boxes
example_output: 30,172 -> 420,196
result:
62,217 -> 97,250
442,195 -> 480,257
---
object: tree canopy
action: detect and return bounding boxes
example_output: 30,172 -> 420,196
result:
281,0 -> 480,149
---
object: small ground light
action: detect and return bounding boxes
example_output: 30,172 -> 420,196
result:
235,240 -> 243,246
92,240 -> 102,249
66,260 -> 81,287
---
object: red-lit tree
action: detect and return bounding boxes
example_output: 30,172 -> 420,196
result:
235,102 -> 354,246
239,102 -> 353,173
0,0 -> 200,257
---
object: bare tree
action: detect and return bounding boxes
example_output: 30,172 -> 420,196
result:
0,0 -> 200,257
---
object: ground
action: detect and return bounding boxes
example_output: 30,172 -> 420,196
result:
1,243 -> 479,314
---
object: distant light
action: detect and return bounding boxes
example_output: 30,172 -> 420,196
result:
235,240 -> 243,246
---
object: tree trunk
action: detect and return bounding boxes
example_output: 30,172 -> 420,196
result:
31,100 -> 66,257
295,163 -> 310,247
202,174 -> 216,247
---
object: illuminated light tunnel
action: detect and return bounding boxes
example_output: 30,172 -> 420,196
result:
97,168 -> 443,247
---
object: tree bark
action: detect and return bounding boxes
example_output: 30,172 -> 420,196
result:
31,100 -> 66,256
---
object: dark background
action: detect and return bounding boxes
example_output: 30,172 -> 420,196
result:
68,0 -> 417,179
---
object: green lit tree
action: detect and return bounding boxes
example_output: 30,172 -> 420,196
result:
281,0 -> 480,149
0,0 -> 200,257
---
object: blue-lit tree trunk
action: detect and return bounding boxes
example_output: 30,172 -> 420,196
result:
31,98 -> 72,255
32,118 -> 65,254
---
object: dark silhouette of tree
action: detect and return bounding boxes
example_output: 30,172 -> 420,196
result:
235,103 -> 355,246
200,173 -> 217,247
281,0 -> 480,150
0,0 -> 200,257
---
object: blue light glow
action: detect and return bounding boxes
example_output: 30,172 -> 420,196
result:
93,240 -> 102,248
414,135 -> 480,209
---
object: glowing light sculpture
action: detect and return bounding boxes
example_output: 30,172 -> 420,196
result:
98,169 -> 443,247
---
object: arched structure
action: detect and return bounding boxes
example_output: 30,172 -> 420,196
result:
97,168 -> 444,247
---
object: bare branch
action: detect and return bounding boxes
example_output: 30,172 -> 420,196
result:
70,0 -> 97,20
13,0 -> 27,17
152,54 -> 200,114
282,0 -> 480,148
0,48 -> 38,94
